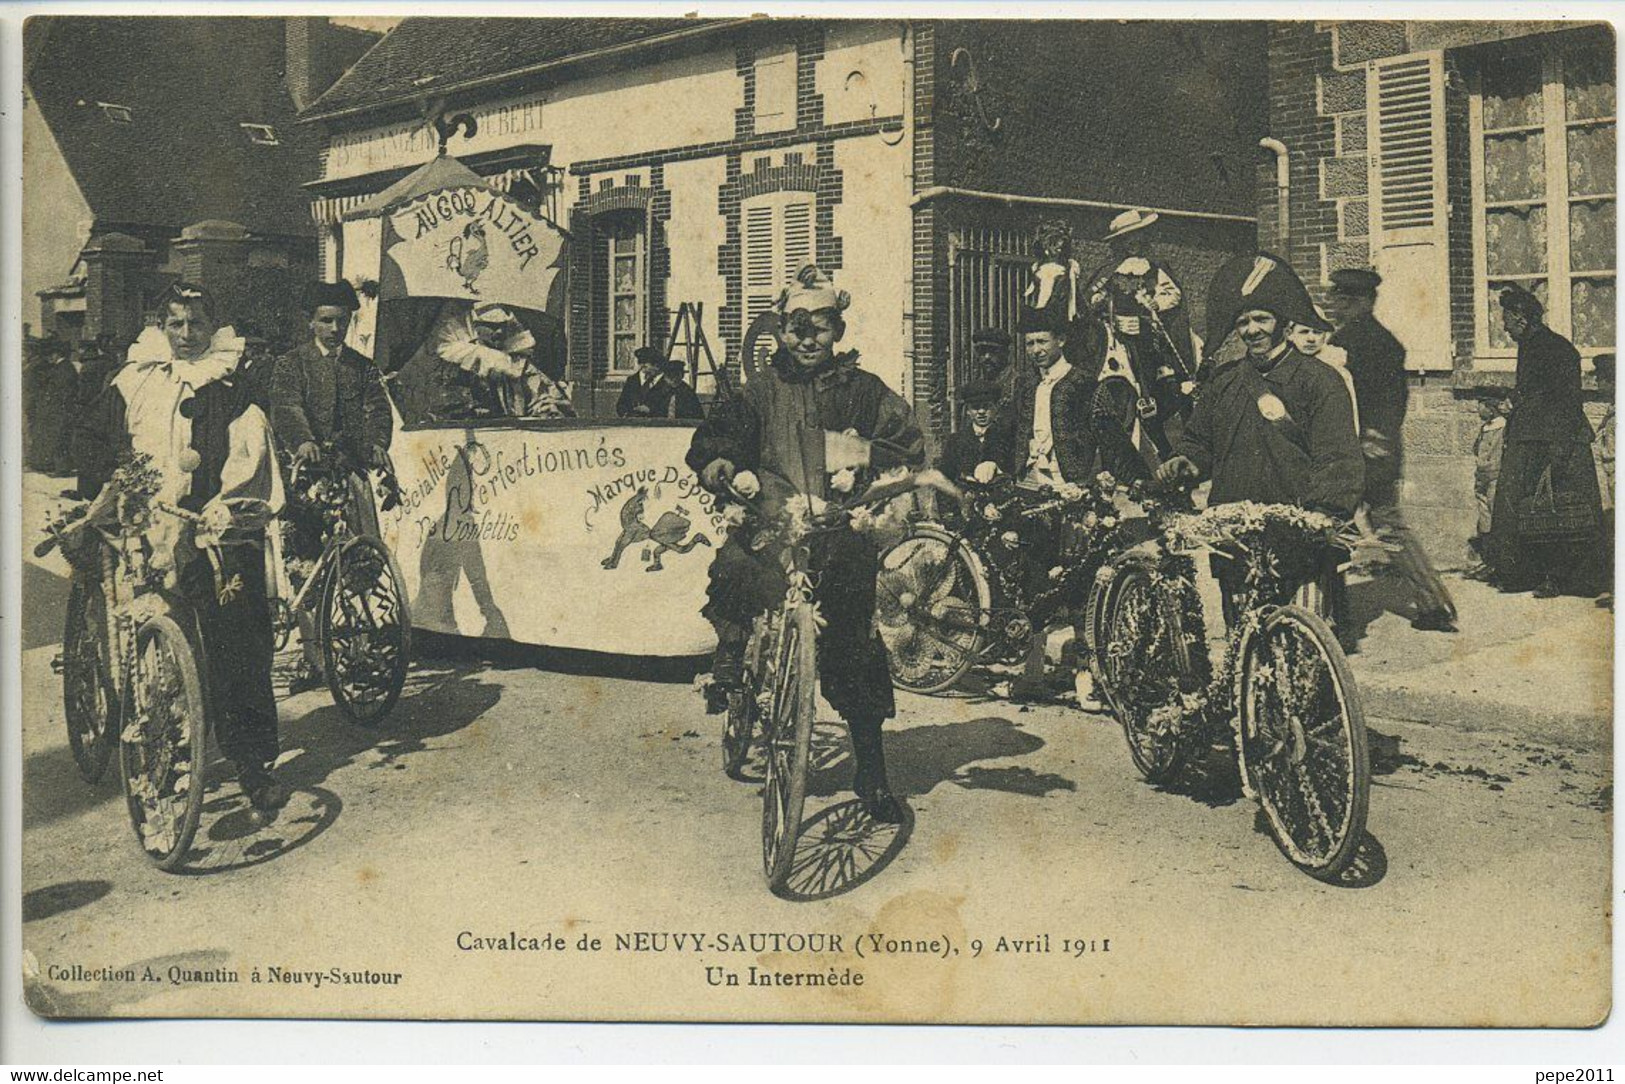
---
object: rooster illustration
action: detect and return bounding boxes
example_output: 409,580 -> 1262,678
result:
601,488 -> 713,572
445,220 -> 490,293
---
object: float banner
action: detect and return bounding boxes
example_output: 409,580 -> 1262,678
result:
380,424 -> 720,657
381,186 -> 568,314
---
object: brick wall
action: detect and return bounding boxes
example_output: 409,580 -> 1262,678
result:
930,20 -> 1266,216
1265,20 -> 1577,564
1264,23 -> 1348,291
911,22 -> 944,434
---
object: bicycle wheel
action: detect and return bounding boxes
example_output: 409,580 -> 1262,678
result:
723,626 -> 763,779
320,536 -> 412,726
271,598 -> 295,652
876,529 -> 988,695
1237,604 -> 1370,881
63,575 -> 116,783
761,603 -> 816,891
1102,560 -> 1202,784
120,613 -> 208,872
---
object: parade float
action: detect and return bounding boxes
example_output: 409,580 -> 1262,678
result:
350,151 -> 720,657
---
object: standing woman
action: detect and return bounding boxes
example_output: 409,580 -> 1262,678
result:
1487,286 -> 1605,595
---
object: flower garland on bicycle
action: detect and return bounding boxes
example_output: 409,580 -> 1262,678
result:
688,266 -> 926,823
1155,253 -> 1365,613
77,282 -> 290,815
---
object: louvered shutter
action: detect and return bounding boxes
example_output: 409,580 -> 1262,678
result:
741,192 -> 817,370
744,201 -> 777,340
1367,51 -> 1452,371
782,199 -> 813,284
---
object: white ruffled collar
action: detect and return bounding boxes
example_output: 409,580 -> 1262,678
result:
123,325 -> 245,389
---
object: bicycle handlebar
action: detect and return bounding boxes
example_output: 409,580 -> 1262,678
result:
725,469 -> 959,533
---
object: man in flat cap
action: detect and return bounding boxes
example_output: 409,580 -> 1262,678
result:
1159,252 -> 1364,516
273,279 -> 397,691
1326,268 -> 1456,631
938,379 -> 1004,483
688,266 -> 924,822
617,346 -> 704,420
972,327 -> 1013,379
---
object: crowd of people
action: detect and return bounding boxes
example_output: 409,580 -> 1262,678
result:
27,208 -> 1612,828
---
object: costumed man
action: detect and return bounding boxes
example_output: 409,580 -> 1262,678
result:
1485,286 -> 1604,596
688,266 -> 924,823
1158,254 -> 1363,622
1084,210 -> 1202,426
77,283 -> 289,813
394,300 -> 532,424
1025,222 -> 1083,342
272,279 -> 397,692
1325,268 -> 1456,631
617,346 -> 704,419
976,306 -> 1102,704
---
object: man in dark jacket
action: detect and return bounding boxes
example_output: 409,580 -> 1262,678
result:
987,307 -> 1103,703
1160,253 -> 1364,516
937,379 -> 1003,482
996,306 -> 1099,485
273,280 -> 394,474
1326,268 -> 1456,630
617,347 -> 704,419
272,280 -> 396,689
688,266 -> 923,822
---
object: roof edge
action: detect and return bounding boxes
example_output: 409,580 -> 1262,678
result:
300,17 -> 759,125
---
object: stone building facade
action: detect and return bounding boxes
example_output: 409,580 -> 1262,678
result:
1262,20 -> 1615,559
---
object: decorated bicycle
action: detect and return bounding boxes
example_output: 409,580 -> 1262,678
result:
875,473 -> 1132,696
274,441 -> 412,726
715,469 -> 957,892
42,452 -> 278,870
1086,482 -> 1370,881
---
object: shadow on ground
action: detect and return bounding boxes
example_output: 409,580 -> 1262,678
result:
803,715 -> 1051,801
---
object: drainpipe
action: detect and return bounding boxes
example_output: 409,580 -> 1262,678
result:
1259,137 -> 1290,249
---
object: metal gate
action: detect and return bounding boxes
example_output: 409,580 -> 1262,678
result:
947,226 -> 1030,426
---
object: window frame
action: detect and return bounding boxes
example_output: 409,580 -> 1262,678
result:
1469,38 -> 1616,367
602,210 -> 649,377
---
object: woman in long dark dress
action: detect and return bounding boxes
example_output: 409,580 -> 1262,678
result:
1486,286 -> 1605,595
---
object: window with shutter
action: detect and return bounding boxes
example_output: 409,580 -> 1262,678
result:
1367,51 -> 1452,370
1374,55 -> 1445,235
1470,34 -> 1615,362
741,191 -> 817,369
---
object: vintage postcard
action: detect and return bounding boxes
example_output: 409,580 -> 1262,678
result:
14,10 -> 1614,1026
